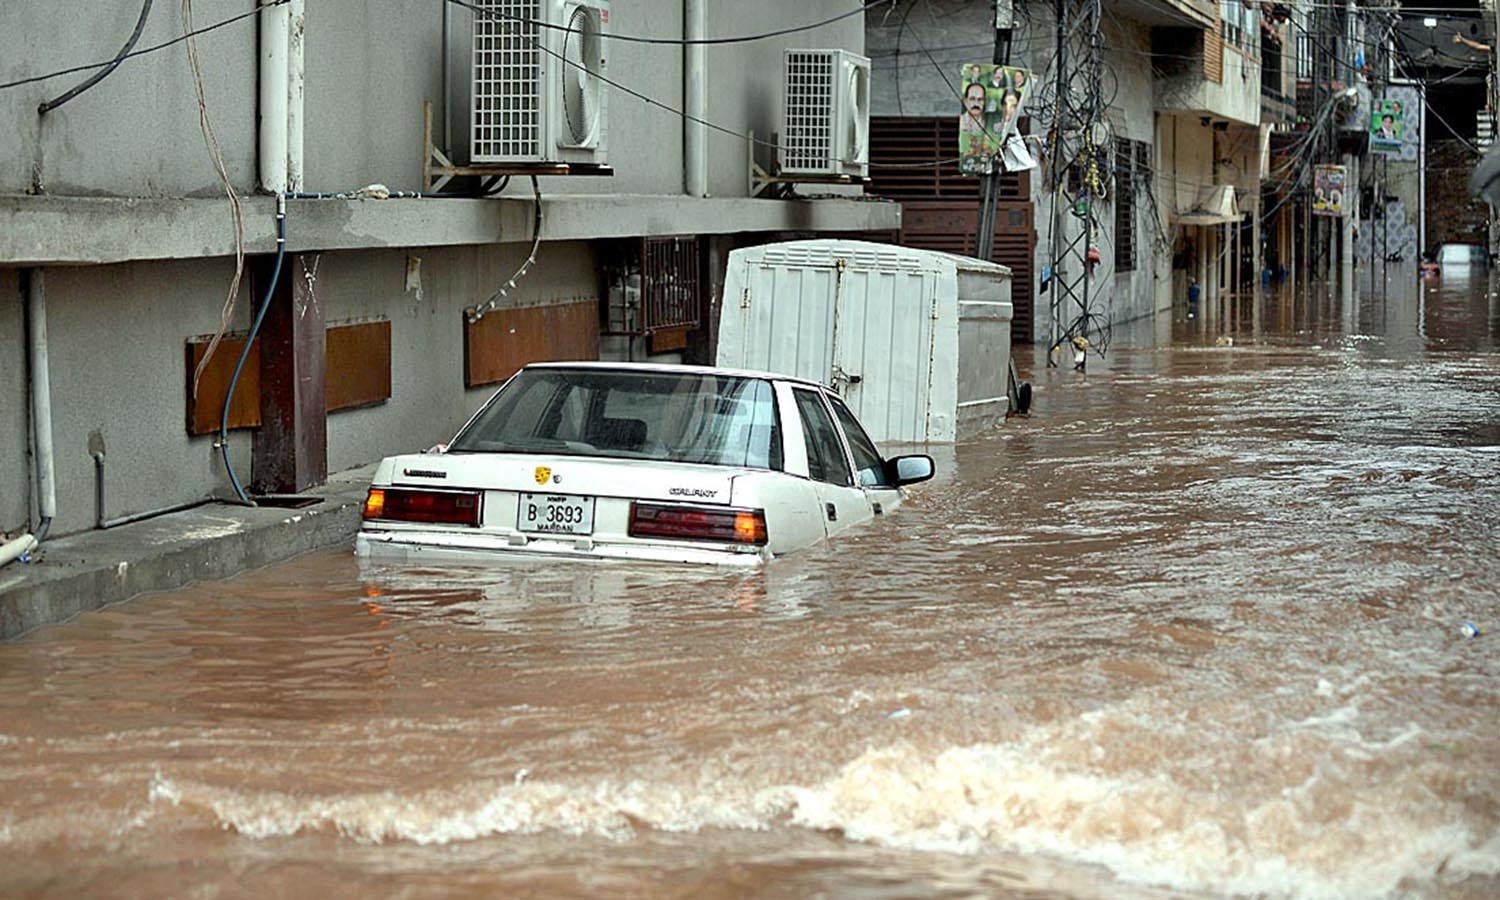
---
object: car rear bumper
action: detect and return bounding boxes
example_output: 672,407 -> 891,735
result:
355,528 -> 769,567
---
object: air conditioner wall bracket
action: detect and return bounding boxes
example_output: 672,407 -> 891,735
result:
422,102 -> 614,192
747,129 -> 870,199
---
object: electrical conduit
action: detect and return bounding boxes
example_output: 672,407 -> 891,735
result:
219,195 -> 287,506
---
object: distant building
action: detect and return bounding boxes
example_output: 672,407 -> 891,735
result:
866,0 -> 1270,346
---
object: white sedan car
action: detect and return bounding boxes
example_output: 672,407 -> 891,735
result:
355,362 -> 935,566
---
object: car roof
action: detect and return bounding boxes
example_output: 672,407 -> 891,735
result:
522,360 -> 829,390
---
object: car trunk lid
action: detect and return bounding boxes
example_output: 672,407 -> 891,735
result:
384,453 -> 740,505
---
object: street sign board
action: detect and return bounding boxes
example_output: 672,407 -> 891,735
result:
1313,164 -> 1346,218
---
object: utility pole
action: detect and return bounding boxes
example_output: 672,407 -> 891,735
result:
976,1 -> 1029,414
1340,2 -> 1358,313
974,0 -> 1014,263
1044,0 -> 1105,366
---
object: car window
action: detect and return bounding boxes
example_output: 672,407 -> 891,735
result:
827,395 -> 890,487
793,388 -> 854,487
449,368 -> 783,470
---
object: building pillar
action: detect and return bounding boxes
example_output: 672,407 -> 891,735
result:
1252,195 -> 1263,337
253,253 -> 327,494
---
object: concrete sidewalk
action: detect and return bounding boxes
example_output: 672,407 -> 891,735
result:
0,466 -> 374,640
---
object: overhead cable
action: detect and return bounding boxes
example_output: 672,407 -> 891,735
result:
38,0 -> 155,113
0,0 -> 289,93
443,0 -> 891,46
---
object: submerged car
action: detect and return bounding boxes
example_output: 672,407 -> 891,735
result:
355,362 -> 936,566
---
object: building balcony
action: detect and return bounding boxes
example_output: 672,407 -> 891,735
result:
1261,85 -> 1296,125
1115,0 -> 1218,30
1153,27 -> 1263,127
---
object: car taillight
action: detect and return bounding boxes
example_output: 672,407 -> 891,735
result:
629,502 -> 767,545
363,487 -> 482,527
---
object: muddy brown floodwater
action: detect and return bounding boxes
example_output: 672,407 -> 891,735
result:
2,278 -> 1497,899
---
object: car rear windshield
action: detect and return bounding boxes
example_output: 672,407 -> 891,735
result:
450,368 -> 784,470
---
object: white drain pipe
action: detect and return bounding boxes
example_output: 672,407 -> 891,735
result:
0,532 -> 38,568
684,0 -> 707,197
259,0 -> 290,192
5,269 -> 57,568
27,270 -> 56,538
0,531 -> 38,567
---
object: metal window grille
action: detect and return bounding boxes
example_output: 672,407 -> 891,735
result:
1114,138 -> 1140,273
1294,8 -> 1311,80
784,51 -> 835,172
642,237 -> 701,333
472,0 -> 541,162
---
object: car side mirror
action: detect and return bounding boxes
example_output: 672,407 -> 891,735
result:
886,454 -> 935,486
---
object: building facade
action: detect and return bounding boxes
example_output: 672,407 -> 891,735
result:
866,0 -> 1270,349
2,1 -> 898,539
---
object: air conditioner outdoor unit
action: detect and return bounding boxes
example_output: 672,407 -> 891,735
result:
780,49 -> 870,178
467,0 -> 609,165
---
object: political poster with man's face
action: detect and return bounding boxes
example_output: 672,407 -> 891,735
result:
958,64 -> 1031,176
1370,98 -> 1404,155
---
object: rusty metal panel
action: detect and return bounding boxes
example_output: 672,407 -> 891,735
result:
464,300 -> 600,388
327,320 -> 392,412
642,237 -> 701,333
897,201 -> 1035,344
185,336 -> 261,436
648,327 -> 688,354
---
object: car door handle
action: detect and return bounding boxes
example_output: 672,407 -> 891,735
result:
825,502 -> 838,522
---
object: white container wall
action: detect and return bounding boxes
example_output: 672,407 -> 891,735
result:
954,259 -> 1014,438
717,240 -> 1012,443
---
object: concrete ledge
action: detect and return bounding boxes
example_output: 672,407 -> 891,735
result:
0,193 -> 902,266
0,468 -> 373,641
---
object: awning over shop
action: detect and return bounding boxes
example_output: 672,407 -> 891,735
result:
1172,185 -> 1243,226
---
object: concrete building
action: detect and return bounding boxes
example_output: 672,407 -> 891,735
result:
2,1 -> 898,541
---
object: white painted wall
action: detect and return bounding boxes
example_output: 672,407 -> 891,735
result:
2,0 -> 861,201
0,0 -> 257,197
22,259 -> 253,532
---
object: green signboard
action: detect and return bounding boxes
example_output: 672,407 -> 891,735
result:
1370,98 -> 1405,155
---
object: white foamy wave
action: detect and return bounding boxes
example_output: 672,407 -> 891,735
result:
148,771 -> 775,845
145,740 -> 1499,900
782,742 -> 1499,899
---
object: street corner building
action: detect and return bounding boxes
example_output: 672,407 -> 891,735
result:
1,0 -> 903,574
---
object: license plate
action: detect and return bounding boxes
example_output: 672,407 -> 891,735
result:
517,493 -> 595,536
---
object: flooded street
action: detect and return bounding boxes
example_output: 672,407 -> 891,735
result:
2,278 -> 1497,899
